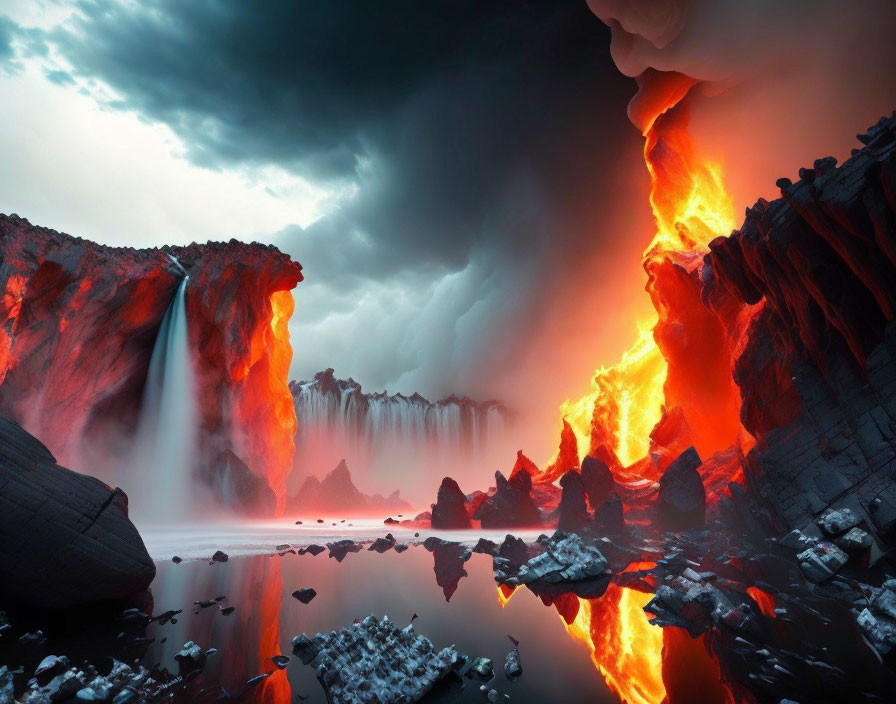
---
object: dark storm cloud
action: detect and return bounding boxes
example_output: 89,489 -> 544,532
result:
43,0 -> 650,408
48,0 -> 636,279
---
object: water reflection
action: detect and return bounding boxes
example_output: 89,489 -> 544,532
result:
147,548 -> 620,703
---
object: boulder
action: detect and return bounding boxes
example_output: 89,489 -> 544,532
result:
0,416 -> 155,610
474,471 -> 542,528
556,471 -> 589,532
431,477 -> 471,529
580,455 -> 616,509
658,447 -> 706,530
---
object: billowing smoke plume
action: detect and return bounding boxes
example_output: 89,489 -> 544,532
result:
587,0 -> 896,211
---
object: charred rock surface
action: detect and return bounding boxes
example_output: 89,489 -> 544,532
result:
0,416 -> 154,610
657,447 -> 706,530
473,470 -> 542,529
704,113 -> 896,543
292,614 -> 470,704
430,477 -> 471,529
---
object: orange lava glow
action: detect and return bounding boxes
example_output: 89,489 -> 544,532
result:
554,86 -> 742,702
562,584 -> 665,704
234,290 -> 298,513
746,586 -> 777,619
497,584 -> 518,607
557,95 -> 736,484
255,560 -> 291,704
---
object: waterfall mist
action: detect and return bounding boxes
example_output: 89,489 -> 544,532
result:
127,274 -> 198,525
289,370 -> 510,503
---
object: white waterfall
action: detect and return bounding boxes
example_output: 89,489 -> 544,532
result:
128,275 -> 197,524
290,369 -> 509,497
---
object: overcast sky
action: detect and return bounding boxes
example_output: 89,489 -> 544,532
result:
3,1 -> 893,462
0,0 -> 654,433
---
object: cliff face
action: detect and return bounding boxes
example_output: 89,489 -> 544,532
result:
0,214 -> 302,513
704,113 -> 896,540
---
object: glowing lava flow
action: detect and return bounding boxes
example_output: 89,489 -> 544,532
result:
553,89 -> 739,704
563,585 -> 665,704
233,290 -> 298,514
558,97 -> 735,480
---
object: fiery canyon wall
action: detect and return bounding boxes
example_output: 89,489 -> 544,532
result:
704,114 -> 896,540
0,213 -> 302,513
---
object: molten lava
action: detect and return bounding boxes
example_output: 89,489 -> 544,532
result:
553,83 -> 745,703
562,584 -> 665,704
233,290 -> 298,514
557,95 -> 737,487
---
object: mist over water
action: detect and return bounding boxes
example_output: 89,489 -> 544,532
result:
127,275 -> 197,525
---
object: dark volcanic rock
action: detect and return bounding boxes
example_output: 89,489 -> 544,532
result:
580,455 -> 616,509
431,477 -> 471,529
474,470 -> 542,528
292,588 -> 317,604
206,448 -> 277,517
593,493 -> 625,533
292,615 -> 468,703
556,471 -> 590,532
702,114 -> 896,543
495,532 -> 611,600
327,539 -> 362,562
0,416 -> 155,610
658,447 -> 706,530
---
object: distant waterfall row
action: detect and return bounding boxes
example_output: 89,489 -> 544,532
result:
290,368 -> 508,460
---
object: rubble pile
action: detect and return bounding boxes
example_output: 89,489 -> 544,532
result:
292,615 -> 469,704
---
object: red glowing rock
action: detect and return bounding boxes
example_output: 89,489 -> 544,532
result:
539,419 -> 579,484
0,214 -> 302,513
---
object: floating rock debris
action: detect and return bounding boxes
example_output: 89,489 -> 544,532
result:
292,614 -> 473,703
292,588 -> 317,604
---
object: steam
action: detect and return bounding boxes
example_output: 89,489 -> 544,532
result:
587,0 -> 896,209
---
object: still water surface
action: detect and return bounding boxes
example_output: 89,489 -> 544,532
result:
144,524 -> 618,703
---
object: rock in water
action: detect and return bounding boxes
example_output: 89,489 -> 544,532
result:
556,471 -> 589,532
658,447 -> 706,531
474,470 -> 542,528
431,477 -> 471,529
0,416 -> 155,610
580,455 -> 616,509
292,588 -> 317,604
292,615 -> 468,703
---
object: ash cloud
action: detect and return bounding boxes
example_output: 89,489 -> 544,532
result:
31,0 -> 654,453
587,0 -> 896,210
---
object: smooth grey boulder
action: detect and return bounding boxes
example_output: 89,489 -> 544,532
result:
0,416 -> 155,609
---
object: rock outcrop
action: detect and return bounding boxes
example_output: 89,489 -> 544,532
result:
658,447 -> 706,530
703,113 -> 896,543
430,477 -> 471,529
0,416 -> 155,610
292,615 -> 470,703
473,470 -> 542,528
286,459 -> 411,516
0,214 -> 302,513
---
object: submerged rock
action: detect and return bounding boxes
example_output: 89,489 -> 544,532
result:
292,588 -> 317,604
292,614 -> 469,703
504,646 -> 522,681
